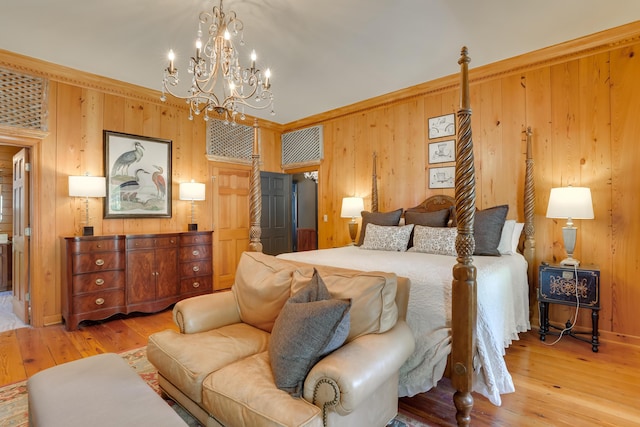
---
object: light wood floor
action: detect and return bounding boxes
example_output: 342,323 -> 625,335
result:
2,310 -> 639,427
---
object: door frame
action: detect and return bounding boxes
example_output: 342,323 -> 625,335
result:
0,124 -> 44,326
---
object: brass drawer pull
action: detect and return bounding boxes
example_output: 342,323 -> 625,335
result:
95,259 -> 105,266
192,250 -> 200,256
192,265 -> 200,272
192,282 -> 200,288
95,298 -> 105,305
95,278 -> 105,286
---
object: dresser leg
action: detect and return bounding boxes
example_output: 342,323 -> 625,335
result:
591,309 -> 600,352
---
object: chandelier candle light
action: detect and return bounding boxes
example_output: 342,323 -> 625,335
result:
546,186 -> 594,267
161,0 -> 274,124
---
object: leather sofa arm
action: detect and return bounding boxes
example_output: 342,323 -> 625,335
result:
173,291 -> 241,334
302,319 -> 415,415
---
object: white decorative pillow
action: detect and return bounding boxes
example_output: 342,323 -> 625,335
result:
361,223 -> 414,252
413,225 -> 457,256
498,220 -> 516,254
512,222 -> 524,253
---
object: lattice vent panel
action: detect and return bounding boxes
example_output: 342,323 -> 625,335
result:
207,119 -> 254,162
281,125 -> 323,168
0,67 -> 47,130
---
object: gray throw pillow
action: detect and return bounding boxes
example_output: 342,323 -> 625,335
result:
269,269 -> 351,397
357,209 -> 403,246
405,208 -> 450,247
473,205 -> 508,256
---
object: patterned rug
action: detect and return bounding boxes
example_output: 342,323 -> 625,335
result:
0,347 -> 431,427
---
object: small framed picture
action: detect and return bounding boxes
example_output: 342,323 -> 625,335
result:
428,113 -> 456,139
428,139 -> 455,164
429,166 -> 455,189
104,131 -> 172,218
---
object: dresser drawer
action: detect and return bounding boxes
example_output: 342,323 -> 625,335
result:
72,252 -> 125,274
180,232 -> 212,246
72,270 -> 125,294
538,265 -> 600,308
180,276 -> 213,294
179,244 -> 212,262
180,260 -> 212,277
69,238 -> 124,254
127,235 -> 178,250
72,289 -> 125,314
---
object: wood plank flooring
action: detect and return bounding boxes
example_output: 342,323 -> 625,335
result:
1,310 -> 639,426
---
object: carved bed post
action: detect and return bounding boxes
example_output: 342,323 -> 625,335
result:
371,152 -> 378,212
523,127 -> 536,284
249,118 -> 263,252
452,46 -> 477,427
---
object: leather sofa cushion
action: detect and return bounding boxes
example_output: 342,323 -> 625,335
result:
203,351 -> 323,427
232,252 -> 297,332
147,323 -> 269,403
290,265 -> 398,342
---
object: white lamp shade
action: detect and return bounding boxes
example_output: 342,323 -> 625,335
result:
179,181 -> 206,201
340,197 -> 364,218
68,176 -> 106,198
546,186 -> 594,219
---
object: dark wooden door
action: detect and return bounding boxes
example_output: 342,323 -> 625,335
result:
126,249 -> 155,305
156,246 -> 178,299
260,172 -> 292,256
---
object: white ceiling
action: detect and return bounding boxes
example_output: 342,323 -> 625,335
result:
2,0 -> 640,125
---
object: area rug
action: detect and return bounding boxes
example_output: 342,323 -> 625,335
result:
0,347 -> 431,427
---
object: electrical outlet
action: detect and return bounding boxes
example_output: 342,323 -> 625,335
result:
323,214 -> 328,222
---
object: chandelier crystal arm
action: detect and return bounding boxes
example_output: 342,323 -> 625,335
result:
161,0 -> 274,124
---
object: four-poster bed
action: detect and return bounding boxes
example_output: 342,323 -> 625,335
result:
248,48 -> 535,426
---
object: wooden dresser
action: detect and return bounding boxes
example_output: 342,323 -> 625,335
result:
62,231 -> 213,330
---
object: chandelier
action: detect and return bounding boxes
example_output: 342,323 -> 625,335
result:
161,0 -> 274,124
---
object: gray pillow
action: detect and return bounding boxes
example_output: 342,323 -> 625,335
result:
474,205 -> 508,256
357,209 -> 403,246
405,208 -> 450,247
269,269 -> 351,397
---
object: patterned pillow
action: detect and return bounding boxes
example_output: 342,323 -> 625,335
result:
412,225 -> 458,256
357,209 -> 403,246
361,223 -> 414,252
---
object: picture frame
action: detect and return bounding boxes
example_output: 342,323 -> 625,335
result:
428,113 -> 456,139
104,130 -> 172,218
429,166 -> 455,189
428,139 -> 456,164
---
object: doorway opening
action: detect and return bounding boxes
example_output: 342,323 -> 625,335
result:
291,171 -> 318,252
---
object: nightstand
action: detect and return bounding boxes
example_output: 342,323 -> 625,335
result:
538,263 -> 600,352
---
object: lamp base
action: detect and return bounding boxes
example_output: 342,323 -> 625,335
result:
187,223 -> 198,231
82,226 -> 94,236
560,257 -> 580,267
347,221 -> 358,245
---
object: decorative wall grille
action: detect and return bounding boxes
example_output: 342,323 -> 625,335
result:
0,67 -> 47,131
206,119 -> 254,163
281,125 -> 323,169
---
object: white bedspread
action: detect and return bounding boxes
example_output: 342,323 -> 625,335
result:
277,246 -> 530,405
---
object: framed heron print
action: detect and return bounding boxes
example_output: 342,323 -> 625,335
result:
104,131 -> 172,218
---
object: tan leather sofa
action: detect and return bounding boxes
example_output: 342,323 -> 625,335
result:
147,251 -> 415,427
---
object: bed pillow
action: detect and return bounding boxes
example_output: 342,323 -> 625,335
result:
269,269 -> 351,397
474,205 -> 508,256
512,222 -> 525,253
361,223 -> 414,252
412,225 -> 458,256
405,208 -> 450,247
357,208 -> 403,246
497,220 -> 516,255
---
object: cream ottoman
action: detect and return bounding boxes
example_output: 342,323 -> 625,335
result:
27,352 -> 187,427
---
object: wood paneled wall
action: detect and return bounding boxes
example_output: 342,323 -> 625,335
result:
283,22 -> 640,341
1,21 -> 640,342
0,49 -> 282,327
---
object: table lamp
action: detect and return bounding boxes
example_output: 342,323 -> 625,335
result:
340,197 -> 364,245
546,186 -> 594,266
68,174 -> 106,236
179,180 -> 206,231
